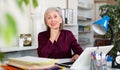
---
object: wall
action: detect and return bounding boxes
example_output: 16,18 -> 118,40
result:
0,0 -> 69,47
32,0 -> 78,46
0,0 -> 78,59
31,0 -> 67,46
94,0 -> 116,21
0,0 -> 31,47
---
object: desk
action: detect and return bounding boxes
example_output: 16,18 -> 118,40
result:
105,62 -> 119,70
57,58 -> 71,70
57,59 -> 120,70
1,58 -> 120,70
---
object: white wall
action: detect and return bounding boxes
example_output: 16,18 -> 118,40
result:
31,0 -> 67,46
32,0 -> 78,46
0,0 -> 78,47
0,0 -> 30,47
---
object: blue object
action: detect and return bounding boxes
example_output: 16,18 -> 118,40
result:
92,15 -> 110,35
106,55 -> 113,61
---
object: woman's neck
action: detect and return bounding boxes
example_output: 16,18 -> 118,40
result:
50,28 -> 60,33
49,28 -> 60,43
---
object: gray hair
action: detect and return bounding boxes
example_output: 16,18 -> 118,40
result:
44,7 -> 64,31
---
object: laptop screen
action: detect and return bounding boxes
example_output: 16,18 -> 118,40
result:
70,45 -> 114,70
56,45 -> 113,70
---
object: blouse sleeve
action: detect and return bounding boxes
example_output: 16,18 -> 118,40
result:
69,31 -> 83,55
37,33 -> 55,58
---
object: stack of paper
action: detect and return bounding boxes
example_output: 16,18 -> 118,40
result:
7,56 -> 59,70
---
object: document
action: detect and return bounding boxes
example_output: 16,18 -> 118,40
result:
7,56 -> 58,70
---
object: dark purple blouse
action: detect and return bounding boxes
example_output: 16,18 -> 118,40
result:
37,30 -> 83,58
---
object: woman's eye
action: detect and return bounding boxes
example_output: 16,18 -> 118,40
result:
47,17 -> 51,19
54,15 -> 57,18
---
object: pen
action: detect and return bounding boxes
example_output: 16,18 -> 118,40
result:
100,52 -> 102,59
90,51 -> 96,60
48,66 -> 62,70
93,51 -> 96,59
55,63 -> 71,68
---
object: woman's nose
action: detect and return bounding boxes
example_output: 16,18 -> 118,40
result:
51,18 -> 55,22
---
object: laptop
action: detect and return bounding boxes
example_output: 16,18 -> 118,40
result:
56,45 -> 114,70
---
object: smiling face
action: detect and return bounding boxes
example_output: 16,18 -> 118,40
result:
44,8 -> 63,30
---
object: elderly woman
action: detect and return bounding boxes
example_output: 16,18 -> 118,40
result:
37,7 -> 83,61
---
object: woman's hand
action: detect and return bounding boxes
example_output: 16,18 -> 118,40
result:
71,54 -> 79,61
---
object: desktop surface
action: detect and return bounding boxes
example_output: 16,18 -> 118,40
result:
1,58 -> 120,70
57,58 -> 120,70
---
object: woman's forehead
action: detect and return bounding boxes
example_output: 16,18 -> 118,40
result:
47,9 -> 59,14
45,10 -> 60,17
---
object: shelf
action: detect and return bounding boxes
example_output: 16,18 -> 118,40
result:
78,37 -> 91,45
94,0 -> 107,3
79,42 -> 91,45
77,0 -> 94,47
63,24 -> 76,26
78,2 -> 94,10
78,25 -> 91,32
0,46 -> 37,52
78,31 -> 91,33
77,16 -> 92,21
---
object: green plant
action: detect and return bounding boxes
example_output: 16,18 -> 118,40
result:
0,51 -> 5,62
0,0 -> 38,44
0,0 -> 38,62
99,0 -> 120,58
16,0 -> 38,10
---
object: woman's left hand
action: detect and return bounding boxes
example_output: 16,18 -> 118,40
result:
71,54 -> 79,61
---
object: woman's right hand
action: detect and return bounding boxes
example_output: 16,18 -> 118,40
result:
71,54 -> 79,61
